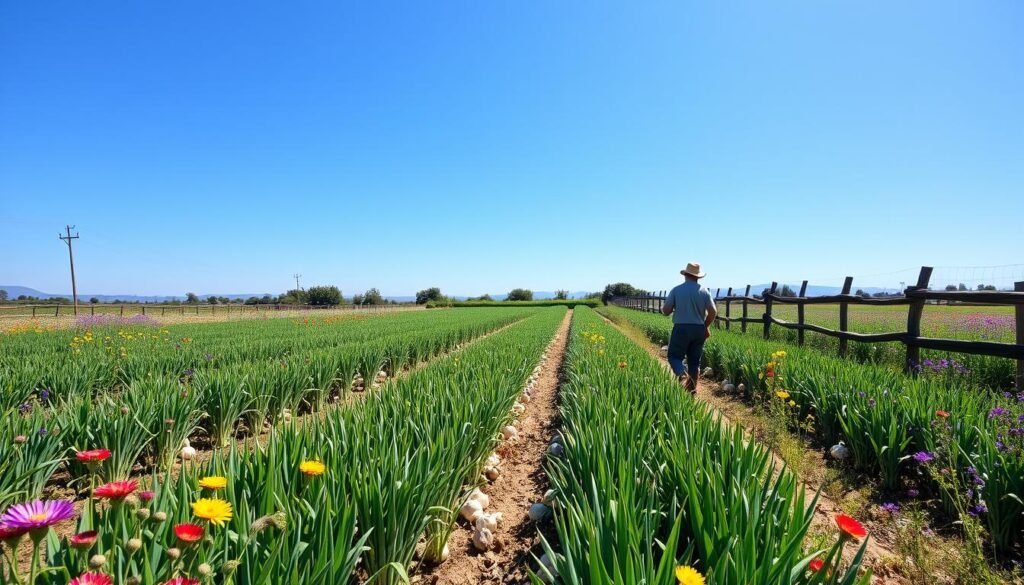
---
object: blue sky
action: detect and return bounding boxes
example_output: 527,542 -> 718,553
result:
1,1 -> 1022,297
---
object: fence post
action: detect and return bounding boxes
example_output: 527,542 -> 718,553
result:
162,307 -> 166,316
763,282 -> 777,340
90,305 -> 95,316
196,305 -> 200,316
55,305 -> 59,317
797,280 -> 808,346
142,306 -> 146,315
905,266 -> 934,374
32,306 -> 36,318
1016,281 -> 1024,391
658,290 -> 664,314
725,287 -> 732,330
741,285 -> 750,333
838,277 -> 854,357
120,305 -> 124,317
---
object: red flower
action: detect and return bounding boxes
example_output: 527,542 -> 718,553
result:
0,524 -> 27,541
174,523 -> 204,544
69,530 -> 98,549
75,449 -> 111,463
162,577 -> 201,585
94,480 -> 139,499
835,514 -> 867,540
808,559 -> 824,572
69,572 -> 113,585
935,410 -> 950,418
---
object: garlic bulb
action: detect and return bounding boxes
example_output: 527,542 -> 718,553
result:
423,542 -> 450,563
528,503 -> 551,522
660,345 -> 669,357
484,467 -> 500,481
548,442 -> 564,457
737,383 -> 746,393
460,499 -> 483,522
830,442 -> 850,461
722,383 -> 736,393
538,553 -> 558,583
512,403 -> 526,415
501,425 -> 518,441
180,439 -> 197,461
469,488 -> 490,509
475,512 -> 501,532
472,527 -> 494,551
702,367 -> 713,377
486,453 -> 500,467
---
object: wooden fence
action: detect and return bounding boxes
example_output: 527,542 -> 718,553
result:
0,302 -> 406,319
612,267 -> 1024,388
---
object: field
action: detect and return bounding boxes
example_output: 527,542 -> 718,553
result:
0,303 -> 1020,584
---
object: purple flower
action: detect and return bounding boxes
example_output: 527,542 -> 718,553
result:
18,403 -> 31,414
921,527 -> 935,537
989,407 -> 1008,419
905,488 -> 920,498
912,451 -> 936,463
182,368 -> 194,377
0,500 -> 75,533
38,390 -> 49,401
867,399 -> 876,408
880,502 -> 900,514
38,428 -> 47,436
968,503 -> 988,517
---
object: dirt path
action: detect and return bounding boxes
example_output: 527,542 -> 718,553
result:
597,313 -> 912,584
425,310 -> 572,585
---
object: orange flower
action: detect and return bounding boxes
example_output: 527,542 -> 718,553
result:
835,514 -> 867,540
935,410 -> 950,418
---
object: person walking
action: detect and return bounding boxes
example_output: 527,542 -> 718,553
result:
661,261 -> 717,392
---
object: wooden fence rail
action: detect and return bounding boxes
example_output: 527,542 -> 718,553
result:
611,266 -> 1024,389
0,303 -> 404,319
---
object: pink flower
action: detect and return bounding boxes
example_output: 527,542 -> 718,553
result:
70,572 -> 113,585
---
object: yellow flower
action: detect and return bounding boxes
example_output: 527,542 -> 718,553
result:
775,390 -> 790,400
299,460 -> 326,477
192,498 -> 233,526
789,400 -> 797,407
198,475 -> 228,490
675,565 -> 705,585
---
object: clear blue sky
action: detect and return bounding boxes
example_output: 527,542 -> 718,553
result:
1,1 -> 1022,297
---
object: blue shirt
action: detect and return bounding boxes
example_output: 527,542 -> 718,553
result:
664,281 -> 716,325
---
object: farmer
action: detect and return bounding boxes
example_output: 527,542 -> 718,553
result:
661,261 -> 717,392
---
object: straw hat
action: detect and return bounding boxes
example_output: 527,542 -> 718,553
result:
680,262 -> 706,278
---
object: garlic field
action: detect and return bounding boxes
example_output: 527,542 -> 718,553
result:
0,305 -> 896,585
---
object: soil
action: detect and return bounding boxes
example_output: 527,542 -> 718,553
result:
422,310 -> 572,585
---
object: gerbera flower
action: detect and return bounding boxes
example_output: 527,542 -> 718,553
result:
197,476 -> 228,491
174,523 -> 204,544
675,565 -> 705,585
192,498 -> 232,526
0,524 -> 27,541
0,500 -> 75,535
69,572 -> 113,585
835,514 -> 867,540
69,530 -> 98,549
161,578 -> 200,585
75,449 -> 111,463
94,480 -> 138,500
299,460 -> 326,477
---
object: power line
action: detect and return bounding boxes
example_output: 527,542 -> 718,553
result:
59,225 -> 80,316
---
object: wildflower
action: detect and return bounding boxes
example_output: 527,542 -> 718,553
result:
989,407 -> 1008,419
125,537 -> 143,553
299,460 -> 326,477
161,577 -> 200,585
88,554 -> 107,569
94,480 -> 139,500
789,400 -> 797,407
69,572 -> 113,585
139,491 -> 155,503
835,514 -> 867,540
675,565 -> 705,585
0,500 -> 75,536
174,523 -> 204,544
867,399 -> 876,408
905,488 -> 920,498
968,502 -> 988,517
70,530 -> 99,549
880,502 -> 900,514
198,476 -> 228,491
618,361 -> 627,369
935,410 -> 950,418
808,558 -> 825,572
912,451 -> 935,464
775,390 -> 790,400
76,449 -> 111,464
192,498 -> 233,526
0,524 -> 28,541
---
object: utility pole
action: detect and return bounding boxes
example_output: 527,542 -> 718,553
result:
293,273 -> 302,290
59,225 -> 80,315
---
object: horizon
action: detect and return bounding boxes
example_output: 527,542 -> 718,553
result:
2,2 -> 1022,296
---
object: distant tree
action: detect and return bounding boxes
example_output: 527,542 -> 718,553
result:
280,288 -> 308,305
363,288 -> 386,305
467,294 -> 493,302
554,289 -> 569,300
306,286 -> 342,306
780,284 -> 797,297
506,288 -> 533,302
416,287 -> 444,305
218,296 -> 231,304
583,291 -> 602,300
854,289 -> 872,298
958,283 -> 968,291
944,284 -> 957,291
0,289 -> 7,302
89,297 -> 100,304
351,293 -> 364,305
978,284 -> 997,291
601,283 -> 644,304
207,296 -> 218,305
185,292 -> 200,303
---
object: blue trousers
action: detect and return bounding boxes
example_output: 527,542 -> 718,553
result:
667,323 -> 705,379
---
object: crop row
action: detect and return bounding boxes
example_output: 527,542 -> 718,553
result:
1,308 -> 534,509
603,306 -> 1024,554
537,307 -> 869,584
0,307 -> 567,584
